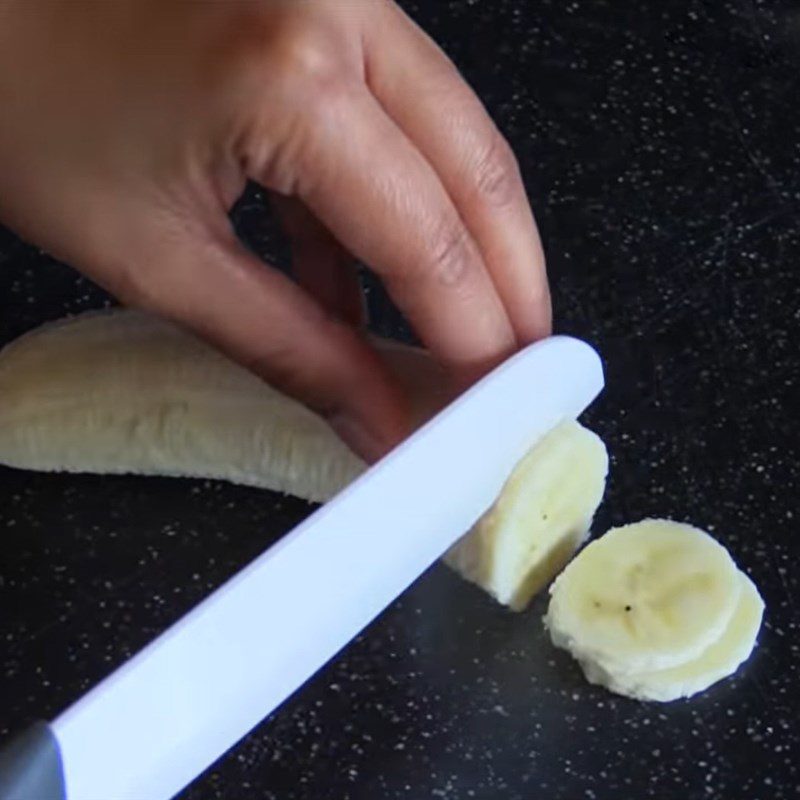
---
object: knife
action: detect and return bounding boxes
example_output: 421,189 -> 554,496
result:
0,335 -> 603,800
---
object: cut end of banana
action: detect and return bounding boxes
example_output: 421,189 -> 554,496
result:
444,420 -> 608,611
545,519 -> 764,702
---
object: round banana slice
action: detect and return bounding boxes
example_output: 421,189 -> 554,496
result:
445,420 -> 608,611
545,519 -> 742,674
580,571 -> 764,702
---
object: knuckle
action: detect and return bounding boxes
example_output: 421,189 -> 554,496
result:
471,133 -> 520,208
273,27 -> 350,103
426,217 -> 474,289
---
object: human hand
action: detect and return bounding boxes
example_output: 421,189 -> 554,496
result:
0,0 -> 550,460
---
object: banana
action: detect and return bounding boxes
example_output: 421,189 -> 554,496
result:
580,571 -> 764,702
0,309 -> 447,503
0,309 -> 605,612
545,519 -> 742,674
3,312 -> 765,693
5,312 -> 765,696
444,420 -> 608,611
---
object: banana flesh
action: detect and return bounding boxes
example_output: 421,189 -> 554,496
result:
5,306 -> 763,699
545,519 -> 764,701
0,310 -> 596,611
0,309 -> 445,503
580,572 -> 764,702
444,420 -> 608,611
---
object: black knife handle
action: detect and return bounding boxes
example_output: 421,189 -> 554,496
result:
0,722 -> 66,800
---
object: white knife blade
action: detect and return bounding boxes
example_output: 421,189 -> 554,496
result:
45,335 -> 603,800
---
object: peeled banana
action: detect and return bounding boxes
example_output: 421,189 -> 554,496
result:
0,311 -> 767,694
444,420 -> 608,611
0,309 -> 602,612
0,309 -> 444,503
0,309 -> 608,609
545,519 -> 764,701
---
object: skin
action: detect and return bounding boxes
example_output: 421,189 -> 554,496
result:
0,0 -> 550,461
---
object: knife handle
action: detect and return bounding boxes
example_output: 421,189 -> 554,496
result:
0,722 -> 66,800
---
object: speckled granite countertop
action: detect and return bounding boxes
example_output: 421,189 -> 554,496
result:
1,1 -> 798,798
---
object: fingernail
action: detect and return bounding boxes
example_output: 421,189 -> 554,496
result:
329,412 -> 388,464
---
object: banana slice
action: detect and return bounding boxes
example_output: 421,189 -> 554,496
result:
0,309 -> 447,503
545,520 -> 742,674
580,571 -> 764,701
444,421 -> 608,611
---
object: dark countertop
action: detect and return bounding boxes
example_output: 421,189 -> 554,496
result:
1,1 -> 798,798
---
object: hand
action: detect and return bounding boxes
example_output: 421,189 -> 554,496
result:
0,0 -> 550,460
